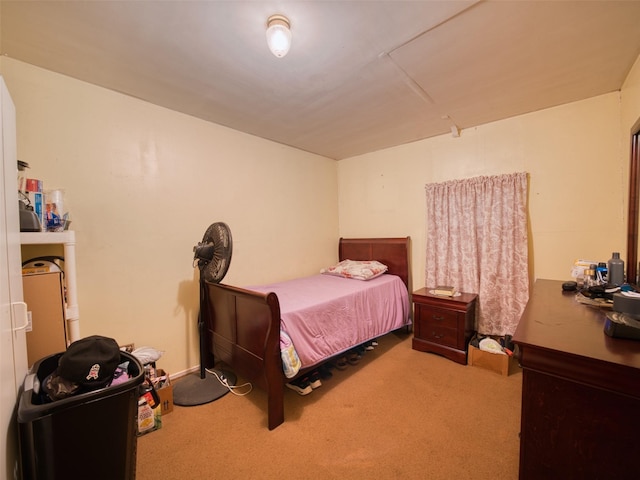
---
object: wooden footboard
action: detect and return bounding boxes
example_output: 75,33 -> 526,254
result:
201,282 -> 285,430
202,237 -> 411,430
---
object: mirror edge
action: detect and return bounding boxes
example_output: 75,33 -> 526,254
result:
626,117 -> 640,286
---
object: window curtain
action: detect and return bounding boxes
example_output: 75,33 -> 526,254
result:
425,172 -> 529,336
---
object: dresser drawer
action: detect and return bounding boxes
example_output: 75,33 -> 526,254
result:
416,305 -> 458,329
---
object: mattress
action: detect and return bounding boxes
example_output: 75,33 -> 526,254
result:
247,273 -> 411,369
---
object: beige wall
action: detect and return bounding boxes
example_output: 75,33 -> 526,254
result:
1,58 -> 338,375
3,53 -> 640,374
339,76 -> 640,289
622,55 -> 640,134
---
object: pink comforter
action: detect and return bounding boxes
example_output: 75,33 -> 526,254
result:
247,274 -> 411,368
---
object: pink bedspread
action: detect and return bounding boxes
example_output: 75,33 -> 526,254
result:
246,274 -> 411,368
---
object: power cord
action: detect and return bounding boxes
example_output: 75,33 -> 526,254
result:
206,368 -> 252,396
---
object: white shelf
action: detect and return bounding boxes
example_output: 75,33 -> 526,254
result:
20,231 -> 75,245
20,231 -> 79,343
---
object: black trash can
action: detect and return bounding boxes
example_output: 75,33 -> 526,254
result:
17,350 -> 144,480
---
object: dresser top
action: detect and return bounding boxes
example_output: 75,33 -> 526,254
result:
513,279 -> 640,369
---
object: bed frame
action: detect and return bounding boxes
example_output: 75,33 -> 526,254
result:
201,237 -> 411,430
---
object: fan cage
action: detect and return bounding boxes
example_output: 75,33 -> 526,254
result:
196,222 -> 232,284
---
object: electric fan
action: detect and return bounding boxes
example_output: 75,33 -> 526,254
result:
173,222 -> 237,406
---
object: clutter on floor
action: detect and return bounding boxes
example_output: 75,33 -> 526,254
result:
467,334 -> 520,376
130,345 -> 173,436
285,339 -> 378,395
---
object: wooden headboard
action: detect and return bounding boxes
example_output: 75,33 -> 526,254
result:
338,237 -> 411,291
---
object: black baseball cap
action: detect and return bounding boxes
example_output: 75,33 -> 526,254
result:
58,335 -> 120,390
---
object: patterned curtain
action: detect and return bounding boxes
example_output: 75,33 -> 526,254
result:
425,172 -> 529,336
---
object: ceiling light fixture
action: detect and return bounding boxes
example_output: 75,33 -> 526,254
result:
266,14 -> 291,58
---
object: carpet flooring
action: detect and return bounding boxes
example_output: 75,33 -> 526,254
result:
136,331 -> 522,479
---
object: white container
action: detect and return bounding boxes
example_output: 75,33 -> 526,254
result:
44,189 -> 65,232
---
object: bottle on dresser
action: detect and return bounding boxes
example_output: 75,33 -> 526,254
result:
608,252 -> 624,286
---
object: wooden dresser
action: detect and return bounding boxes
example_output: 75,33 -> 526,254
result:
513,279 -> 640,480
411,287 -> 477,365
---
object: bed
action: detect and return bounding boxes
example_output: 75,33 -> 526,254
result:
201,237 -> 412,429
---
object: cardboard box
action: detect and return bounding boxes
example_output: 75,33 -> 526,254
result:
22,272 -> 67,366
468,344 -> 520,376
155,369 -> 173,415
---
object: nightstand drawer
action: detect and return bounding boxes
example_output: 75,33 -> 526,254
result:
423,325 -> 458,348
416,305 -> 458,329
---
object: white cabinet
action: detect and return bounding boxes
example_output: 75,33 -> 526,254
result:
20,231 -> 80,343
1,73 -> 28,478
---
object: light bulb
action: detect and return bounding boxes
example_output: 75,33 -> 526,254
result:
266,15 -> 291,58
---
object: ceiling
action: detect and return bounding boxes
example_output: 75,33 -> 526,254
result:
1,1 -> 640,160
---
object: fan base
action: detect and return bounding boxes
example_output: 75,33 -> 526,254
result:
173,368 -> 237,406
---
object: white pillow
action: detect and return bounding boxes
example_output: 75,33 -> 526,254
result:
321,259 -> 388,281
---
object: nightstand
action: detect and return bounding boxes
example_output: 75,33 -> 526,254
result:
411,287 -> 477,365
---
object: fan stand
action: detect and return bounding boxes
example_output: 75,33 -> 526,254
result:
173,280 -> 237,406
172,369 -> 237,406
